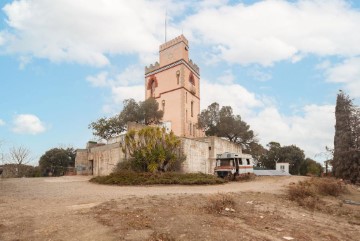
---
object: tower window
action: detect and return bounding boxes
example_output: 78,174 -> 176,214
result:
147,76 -> 158,98
176,70 -> 180,85
191,101 -> 194,117
186,110 -> 188,122
189,73 -> 195,86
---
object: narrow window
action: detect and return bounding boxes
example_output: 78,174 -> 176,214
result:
193,124 -> 196,136
189,123 -> 192,134
191,101 -> 194,117
176,70 -> 180,85
186,110 -> 188,122
151,80 -> 156,97
246,159 -> 250,165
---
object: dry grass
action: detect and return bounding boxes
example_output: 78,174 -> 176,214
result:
288,178 -> 347,210
204,193 -> 236,214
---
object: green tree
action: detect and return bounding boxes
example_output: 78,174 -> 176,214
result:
121,127 -> 185,172
299,158 -> 323,176
39,148 -> 76,176
198,102 -> 256,148
243,142 -> 267,166
333,91 -> 360,183
259,142 -> 305,175
89,98 -> 163,140
89,115 -> 125,140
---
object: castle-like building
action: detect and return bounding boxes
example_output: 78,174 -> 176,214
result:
75,35 -> 244,176
145,35 -> 202,137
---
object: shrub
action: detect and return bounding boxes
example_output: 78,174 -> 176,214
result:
90,171 -> 226,186
121,127 -> 186,173
288,178 -> 346,210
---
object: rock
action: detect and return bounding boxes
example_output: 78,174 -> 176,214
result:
283,237 -> 294,240
260,216 -> 264,219
230,208 -> 235,212
246,201 -> 253,204
225,208 -> 230,211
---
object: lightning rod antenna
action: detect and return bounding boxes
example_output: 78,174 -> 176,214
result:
165,9 -> 167,42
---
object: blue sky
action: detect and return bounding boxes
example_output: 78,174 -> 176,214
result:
1,0 -> 360,164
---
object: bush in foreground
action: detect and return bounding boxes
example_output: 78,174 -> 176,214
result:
288,178 -> 347,209
90,171 -> 226,185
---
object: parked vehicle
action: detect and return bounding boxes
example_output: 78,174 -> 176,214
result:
214,152 -> 253,178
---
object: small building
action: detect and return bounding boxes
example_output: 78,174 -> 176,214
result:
253,162 -> 290,176
276,162 -> 289,174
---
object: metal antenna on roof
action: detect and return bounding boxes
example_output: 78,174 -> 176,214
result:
165,9 -> 167,42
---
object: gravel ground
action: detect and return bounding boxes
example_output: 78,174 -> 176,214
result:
1,175 -> 359,241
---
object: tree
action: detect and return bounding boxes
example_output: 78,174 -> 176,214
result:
121,127 -> 185,172
4,146 -> 33,177
333,91 -> 360,183
299,158 -> 323,176
89,98 -> 164,140
198,102 -> 256,148
259,142 -> 305,175
89,115 -> 125,140
243,142 -> 267,166
39,148 -> 76,176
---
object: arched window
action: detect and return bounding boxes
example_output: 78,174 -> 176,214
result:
189,72 -> 195,85
147,76 -> 158,97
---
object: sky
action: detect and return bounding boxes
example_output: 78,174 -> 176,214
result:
1,0 -> 360,165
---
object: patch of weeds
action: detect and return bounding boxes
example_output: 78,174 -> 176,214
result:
148,232 -> 175,241
204,193 -> 236,214
234,173 -> 256,182
288,178 -> 347,210
90,171 -> 226,186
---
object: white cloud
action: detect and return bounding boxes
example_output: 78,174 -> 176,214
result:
1,0 -> 182,66
86,72 -> 110,87
326,57 -> 360,97
86,65 -> 144,113
249,105 -> 335,160
201,79 -> 263,117
183,0 -> 360,66
247,67 -> 272,82
201,80 -> 334,160
12,114 -> 46,134
217,70 -> 234,84
0,119 -> 5,126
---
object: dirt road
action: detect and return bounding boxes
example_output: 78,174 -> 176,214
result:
1,176 -> 359,241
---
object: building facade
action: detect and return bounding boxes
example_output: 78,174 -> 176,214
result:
75,35 -> 245,176
145,35 -> 203,138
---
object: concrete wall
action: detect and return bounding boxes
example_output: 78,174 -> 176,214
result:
181,138 -> 209,174
76,135 -> 244,176
75,142 -> 125,176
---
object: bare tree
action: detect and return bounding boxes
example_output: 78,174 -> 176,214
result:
8,146 -> 31,165
5,146 -> 33,177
